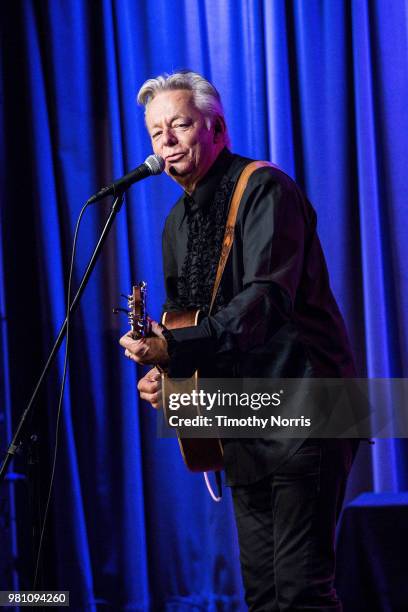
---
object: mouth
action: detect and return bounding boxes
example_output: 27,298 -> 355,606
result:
166,152 -> 185,162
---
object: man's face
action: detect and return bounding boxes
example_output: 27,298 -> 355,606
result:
145,89 -> 223,192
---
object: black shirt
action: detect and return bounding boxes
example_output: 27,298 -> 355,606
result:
161,148 -> 356,485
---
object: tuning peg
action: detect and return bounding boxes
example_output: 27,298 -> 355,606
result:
113,307 -> 129,315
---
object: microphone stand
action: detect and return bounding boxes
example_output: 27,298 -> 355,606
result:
0,191 -> 125,480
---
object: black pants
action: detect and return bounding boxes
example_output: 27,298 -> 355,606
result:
231,439 -> 358,612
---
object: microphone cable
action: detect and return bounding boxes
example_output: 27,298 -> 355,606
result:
33,198 -> 92,589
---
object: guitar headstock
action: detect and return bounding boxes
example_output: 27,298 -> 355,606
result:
114,281 -> 151,339
130,282 -> 151,339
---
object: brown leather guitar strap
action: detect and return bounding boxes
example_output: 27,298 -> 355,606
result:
208,161 -> 273,315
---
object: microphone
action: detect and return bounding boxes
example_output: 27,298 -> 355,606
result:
87,154 -> 165,204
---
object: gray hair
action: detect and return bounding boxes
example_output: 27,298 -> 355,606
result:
137,70 -> 229,145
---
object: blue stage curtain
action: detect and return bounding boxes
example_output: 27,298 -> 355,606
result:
1,0 -> 407,609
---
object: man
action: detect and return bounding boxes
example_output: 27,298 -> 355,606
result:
120,71 -> 358,611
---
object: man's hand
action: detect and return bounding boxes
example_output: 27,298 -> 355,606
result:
137,367 -> 162,409
119,320 -> 170,366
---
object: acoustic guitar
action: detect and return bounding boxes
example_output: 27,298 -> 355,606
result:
118,283 -> 224,472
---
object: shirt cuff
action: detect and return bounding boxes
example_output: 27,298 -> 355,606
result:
162,323 -> 215,378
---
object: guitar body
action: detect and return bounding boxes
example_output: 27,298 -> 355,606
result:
162,310 -> 224,473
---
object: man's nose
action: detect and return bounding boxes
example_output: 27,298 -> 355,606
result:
162,128 -> 177,146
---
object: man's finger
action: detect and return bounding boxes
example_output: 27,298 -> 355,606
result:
119,333 -> 145,350
140,391 -> 162,409
148,369 -> 162,381
123,342 -> 149,361
151,320 -> 165,339
138,378 -> 161,393
125,349 -> 139,363
140,391 -> 161,403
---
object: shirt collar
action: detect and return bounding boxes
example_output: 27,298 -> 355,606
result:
183,148 -> 234,214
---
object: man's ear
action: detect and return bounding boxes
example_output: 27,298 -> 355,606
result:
213,116 -> 226,143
